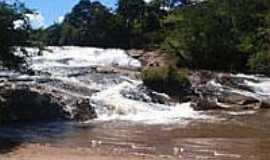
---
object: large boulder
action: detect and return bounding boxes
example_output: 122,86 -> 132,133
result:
0,82 -> 98,123
0,83 -> 70,123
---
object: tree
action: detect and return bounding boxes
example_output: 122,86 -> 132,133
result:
117,0 -> 147,48
162,0 -> 270,72
44,23 -> 63,46
49,0 -> 113,47
40,0 -> 270,75
0,1 -> 32,70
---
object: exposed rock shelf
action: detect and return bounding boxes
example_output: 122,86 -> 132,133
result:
0,81 -> 97,123
188,71 -> 270,111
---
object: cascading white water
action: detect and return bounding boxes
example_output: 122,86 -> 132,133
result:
4,46 -> 270,124
90,80 -> 201,124
31,46 -> 141,71
25,46 -> 203,124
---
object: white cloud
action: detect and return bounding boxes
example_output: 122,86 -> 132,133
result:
25,12 -> 45,29
13,19 -> 24,29
57,16 -> 65,24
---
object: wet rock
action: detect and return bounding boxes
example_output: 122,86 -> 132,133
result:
190,70 -> 216,87
73,99 -> 97,122
121,84 -> 171,105
191,98 -> 223,111
217,93 -> 260,106
216,74 -> 255,92
0,80 -> 99,123
127,50 -> 144,59
260,101 -> 270,109
188,70 -> 269,111
0,82 -> 70,123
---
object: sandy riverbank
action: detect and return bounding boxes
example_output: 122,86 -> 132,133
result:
1,143 -> 175,160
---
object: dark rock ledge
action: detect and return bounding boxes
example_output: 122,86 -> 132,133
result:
0,82 -> 97,124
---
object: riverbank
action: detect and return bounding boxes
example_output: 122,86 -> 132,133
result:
2,143 -> 159,160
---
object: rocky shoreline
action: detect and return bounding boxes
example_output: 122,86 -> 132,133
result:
0,81 -> 97,123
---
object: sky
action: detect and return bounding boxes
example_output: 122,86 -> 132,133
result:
19,0 -> 118,28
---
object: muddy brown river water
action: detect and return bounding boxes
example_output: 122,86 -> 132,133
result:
1,109 -> 270,160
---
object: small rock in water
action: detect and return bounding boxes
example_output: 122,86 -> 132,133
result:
191,98 -> 223,111
73,99 -> 97,122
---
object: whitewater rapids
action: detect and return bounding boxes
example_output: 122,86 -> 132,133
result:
4,46 -> 270,124
18,46 -> 204,124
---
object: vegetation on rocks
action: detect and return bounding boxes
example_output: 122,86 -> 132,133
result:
142,66 -> 190,96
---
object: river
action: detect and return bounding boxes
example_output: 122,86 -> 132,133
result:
0,46 -> 270,160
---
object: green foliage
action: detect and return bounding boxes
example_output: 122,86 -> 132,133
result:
0,1 -> 32,70
44,0 -> 114,47
162,0 -> 270,73
36,0 -> 270,75
142,66 -> 190,95
44,0 -> 168,49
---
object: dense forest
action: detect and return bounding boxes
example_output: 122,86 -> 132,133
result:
1,0 -> 270,74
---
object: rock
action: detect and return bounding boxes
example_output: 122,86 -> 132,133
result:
191,97 -> 223,111
73,99 -> 97,122
0,83 -> 70,123
260,100 -> 270,109
128,50 -> 174,68
190,70 -> 216,87
216,74 -> 256,92
191,96 -> 257,111
121,84 -> 171,105
217,92 -> 260,106
188,70 -> 269,111
0,81 -> 99,124
127,50 -> 144,59
149,92 -> 171,104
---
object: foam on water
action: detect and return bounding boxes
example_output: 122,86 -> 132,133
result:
210,74 -> 270,100
90,80 -> 203,124
230,74 -> 270,103
244,80 -> 270,96
24,46 -> 202,124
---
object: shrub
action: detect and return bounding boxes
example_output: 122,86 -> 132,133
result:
142,66 -> 190,96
